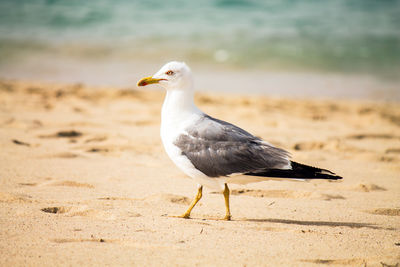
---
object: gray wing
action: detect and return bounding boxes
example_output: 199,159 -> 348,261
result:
174,114 -> 290,177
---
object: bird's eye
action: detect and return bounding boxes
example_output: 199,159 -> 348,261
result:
165,70 -> 174,76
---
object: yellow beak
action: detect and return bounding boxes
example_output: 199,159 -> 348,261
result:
137,76 -> 165,87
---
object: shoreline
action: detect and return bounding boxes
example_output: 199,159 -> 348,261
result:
1,58 -> 399,102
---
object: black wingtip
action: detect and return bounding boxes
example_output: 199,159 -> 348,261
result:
292,161 -> 343,180
245,161 -> 343,180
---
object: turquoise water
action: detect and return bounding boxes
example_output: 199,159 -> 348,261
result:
0,0 -> 399,76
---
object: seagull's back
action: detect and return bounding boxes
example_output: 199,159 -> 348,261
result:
174,114 -> 291,177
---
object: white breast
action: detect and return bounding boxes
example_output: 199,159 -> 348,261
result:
160,91 -> 225,190
161,111 -> 205,178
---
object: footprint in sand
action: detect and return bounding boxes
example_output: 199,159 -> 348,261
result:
18,182 -> 38,186
39,130 -> 83,139
292,139 -> 350,152
365,208 -> 400,216
0,192 -> 34,203
54,152 -> 81,158
385,148 -> 400,154
12,139 -> 31,147
19,179 -> 94,189
84,135 -> 108,143
41,206 -> 71,214
143,193 -> 192,205
50,180 -> 94,188
40,152 -> 82,159
293,141 -> 325,151
350,183 -> 386,192
318,194 -> 346,201
347,133 -> 400,140
41,205 -> 114,219
82,144 -> 155,156
379,111 -> 400,127
86,147 -> 112,154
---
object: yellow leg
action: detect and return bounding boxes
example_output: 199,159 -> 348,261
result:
178,185 -> 203,219
223,183 -> 231,220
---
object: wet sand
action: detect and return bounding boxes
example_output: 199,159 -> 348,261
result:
0,80 -> 399,266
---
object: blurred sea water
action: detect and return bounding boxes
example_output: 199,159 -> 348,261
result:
0,0 -> 399,99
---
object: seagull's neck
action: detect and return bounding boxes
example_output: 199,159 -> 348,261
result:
161,88 -> 202,128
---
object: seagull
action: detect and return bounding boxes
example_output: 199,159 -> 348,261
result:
137,61 -> 342,220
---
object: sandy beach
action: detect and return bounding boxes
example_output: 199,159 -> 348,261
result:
0,79 -> 399,266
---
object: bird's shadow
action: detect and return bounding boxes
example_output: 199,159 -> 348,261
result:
168,215 -> 396,231
235,218 -> 395,230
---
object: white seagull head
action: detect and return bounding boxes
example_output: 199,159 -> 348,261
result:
137,61 -> 193,91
